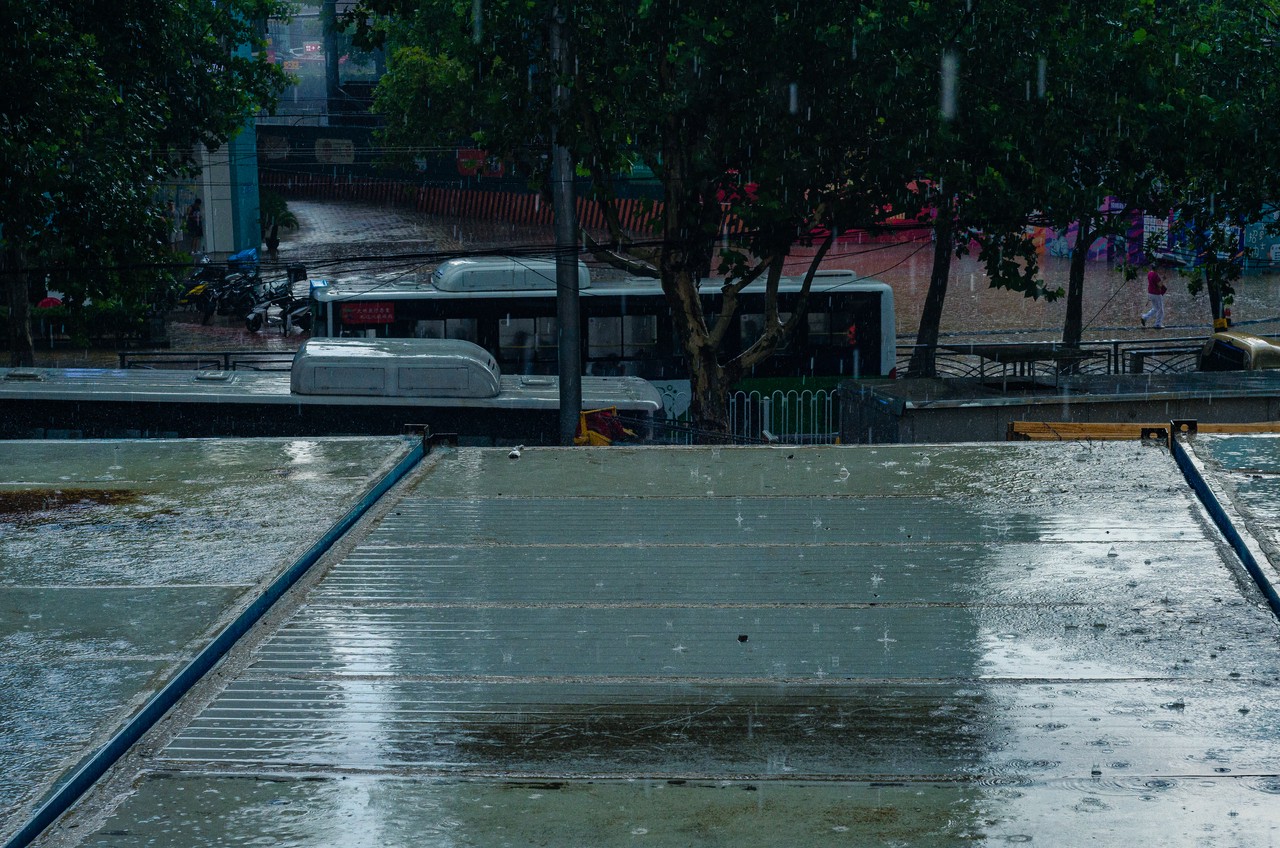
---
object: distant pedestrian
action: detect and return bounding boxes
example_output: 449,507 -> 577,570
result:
1141,267 -> 1167,328
265,222 -> 280,260
165,201 -> 182,248
184,198 -> 204,254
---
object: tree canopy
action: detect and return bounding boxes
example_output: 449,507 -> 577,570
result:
353,0 -> 1280,408
348,0 -> 916,433
1,0 -> 289,364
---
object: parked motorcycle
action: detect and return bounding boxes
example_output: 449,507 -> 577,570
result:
245,278 -> 312,335
177,249 -> 261,325
245,262 -> 310,334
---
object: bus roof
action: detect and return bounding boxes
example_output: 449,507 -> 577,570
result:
312,270 -> 892,303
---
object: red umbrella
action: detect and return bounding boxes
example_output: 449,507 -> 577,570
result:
37,297 -> 62,308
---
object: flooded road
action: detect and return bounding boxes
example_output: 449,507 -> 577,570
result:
57,442 -> 1280,847
786,238 -> 1280,342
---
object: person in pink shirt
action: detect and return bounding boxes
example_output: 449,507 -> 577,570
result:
1141,267 -> 1167,328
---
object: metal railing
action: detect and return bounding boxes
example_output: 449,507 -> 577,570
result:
730,387 -> 838,444
118,350 -> 296,371
895,336 -> 1206,380
655,387 -> 841,445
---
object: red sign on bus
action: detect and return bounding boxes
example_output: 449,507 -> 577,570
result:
340,302 -> 394,324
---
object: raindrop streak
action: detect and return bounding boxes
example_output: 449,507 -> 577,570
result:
940,50 -> 958,121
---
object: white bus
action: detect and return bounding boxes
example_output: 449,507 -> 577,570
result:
310,258 -> 897,392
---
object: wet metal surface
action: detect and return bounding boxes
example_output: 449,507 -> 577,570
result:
79,772 -> 1280,848
0,438 -> 413,839
72,444 -> 1280,845
1193,434 -> 1280,543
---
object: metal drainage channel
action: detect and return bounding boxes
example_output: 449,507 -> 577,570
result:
2,437 -> 432,848
1168,424 -> 1280,619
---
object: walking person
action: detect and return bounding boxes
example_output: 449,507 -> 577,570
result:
184,197 -> 204,254
165,200 -> 183,248
1141,266 -> 1167,328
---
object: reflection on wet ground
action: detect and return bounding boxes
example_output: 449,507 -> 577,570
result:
67,442 -> 1280,846
0,438 -> 413,838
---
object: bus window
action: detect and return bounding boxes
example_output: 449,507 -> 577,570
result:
807,310 -> 836,345
741,313 -> 795,352
414,320 -> 444,339
535,317 -> 557,361
446,318 -> 478,343
622,315 -> 658,359
740,314 -> 763,350
499,318 -> 536,371
589,316 -> 623,359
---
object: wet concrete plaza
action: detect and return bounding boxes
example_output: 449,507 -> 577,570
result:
10,439 -> 1276,847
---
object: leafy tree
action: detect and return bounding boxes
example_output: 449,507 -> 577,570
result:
1155,1 -> 1280,325
864,1 -> 1059,378
346,0 -> 911,435
991,0 -> 1280,347
0,0 -> 289,365
984,1 -> 1172,349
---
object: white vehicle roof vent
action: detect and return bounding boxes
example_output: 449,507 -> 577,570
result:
430,256 -> 591,292
291,338 -> 501,398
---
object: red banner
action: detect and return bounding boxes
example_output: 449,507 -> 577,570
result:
341,302 -> 394,325
457,148 -> 505,177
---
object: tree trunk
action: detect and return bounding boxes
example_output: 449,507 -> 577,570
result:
4,249 -> 34,367
908,210 -> 955,377
1205,268 -> 1224,327
1062,215 -> 1092,348
687,345 -> 733,440
655,93 -> 732,441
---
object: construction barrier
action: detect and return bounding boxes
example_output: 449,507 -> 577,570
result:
260,170 -> 664,234
259,170 -> 919,242
1007,420 -> 1280,442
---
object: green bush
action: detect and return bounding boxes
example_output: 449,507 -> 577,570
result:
27,299 -> 147,347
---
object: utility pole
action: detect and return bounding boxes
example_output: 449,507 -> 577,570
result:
551,3 -> 581,445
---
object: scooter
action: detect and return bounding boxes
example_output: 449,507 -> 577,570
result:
245,279 -> 312,334
179,249 -> 262,324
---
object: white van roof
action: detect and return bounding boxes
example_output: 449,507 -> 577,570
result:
291,338 -> 502,398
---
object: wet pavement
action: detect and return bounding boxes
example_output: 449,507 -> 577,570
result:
36,440 -> 1280,847
278,199 -> 1280,343
0,438 -> 416,841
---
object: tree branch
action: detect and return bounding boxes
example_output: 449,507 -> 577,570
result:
582,229 -> 660,277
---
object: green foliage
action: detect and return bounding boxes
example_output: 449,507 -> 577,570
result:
1,0 -> 290,361
342,0 -> 1280,396
259,188 -> 300,233
343,0 -> 909,428
8,298 -> 149,349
